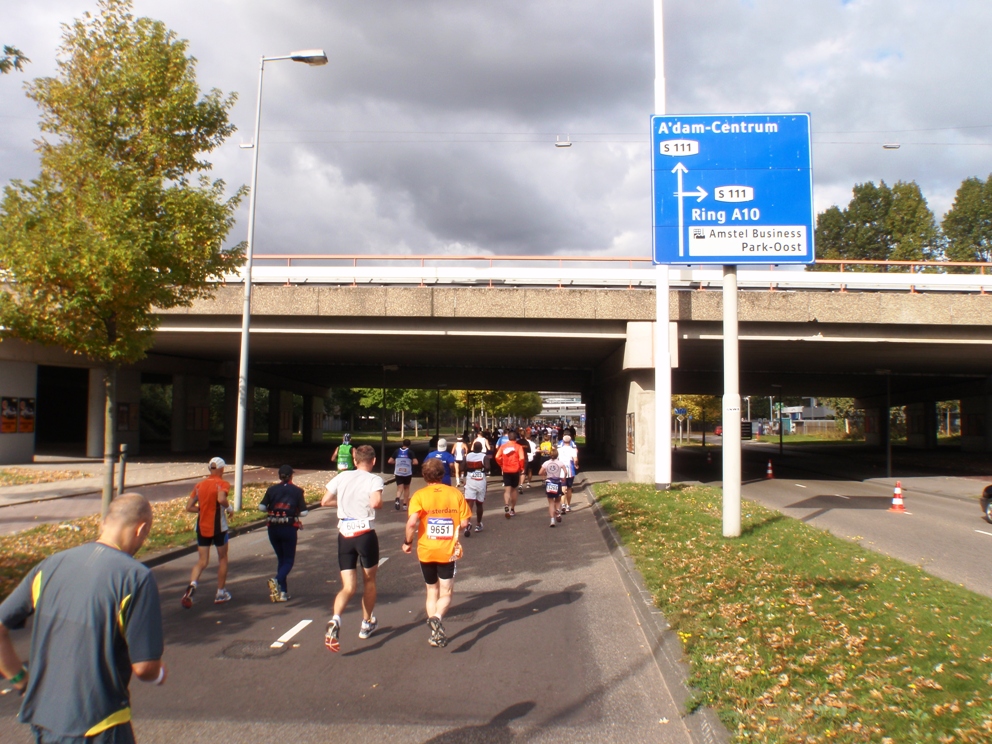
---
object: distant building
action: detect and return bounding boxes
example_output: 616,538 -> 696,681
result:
536,391 -> 585,429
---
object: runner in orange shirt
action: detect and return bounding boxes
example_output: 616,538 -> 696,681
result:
401,458 -> 471,648
181,457 -> 232,607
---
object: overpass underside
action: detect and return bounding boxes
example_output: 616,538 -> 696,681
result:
1,284 -> 990,475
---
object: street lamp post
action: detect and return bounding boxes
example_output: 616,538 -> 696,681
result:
233,50 -> 327,511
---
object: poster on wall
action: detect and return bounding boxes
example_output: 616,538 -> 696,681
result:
117,403 -> 130,431
1,398 -> 18,434
17,398 -> 35,434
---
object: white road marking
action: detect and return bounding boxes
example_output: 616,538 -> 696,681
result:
378,557 -> 389,567
975,530 -> 992,538
837,495 -> 850,500
794,484 -> 807,488
271,619 -> 312,649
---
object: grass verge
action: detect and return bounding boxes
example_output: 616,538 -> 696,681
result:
0,468 -> 91,486
597,482 -> 992,743
0,482 -> 325,600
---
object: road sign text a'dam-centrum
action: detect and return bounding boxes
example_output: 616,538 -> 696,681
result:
651,113 -> 814,265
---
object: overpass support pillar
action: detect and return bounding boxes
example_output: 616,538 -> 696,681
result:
0,361 -> 37,465
302,395 -> 323,445
863,406 -> 888,449
269,389 -> 294,445
961,393 -> 992,453
590,322 -> 668,483
905,402 -> 938,450
87,367 -> 141,458
171,374 -> 210,453
224,382 -> 254,450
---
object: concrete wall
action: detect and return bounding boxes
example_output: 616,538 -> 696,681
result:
905,401 -> 938,450
86,368 -> 142,457
171,374 -> 210,453
961,394 -> 992,452
269,389 -> 294,445
0,361 -> 37,465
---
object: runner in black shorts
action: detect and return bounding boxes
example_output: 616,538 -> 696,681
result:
321,445 -> 384,652
338,530 -> 380,571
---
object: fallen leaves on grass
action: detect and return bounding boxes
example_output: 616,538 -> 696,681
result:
0,468 -> 91,486
598,483 -> 992,743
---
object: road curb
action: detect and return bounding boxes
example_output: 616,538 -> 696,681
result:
579,477 -> 730,744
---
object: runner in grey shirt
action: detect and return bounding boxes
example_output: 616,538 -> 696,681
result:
320,444 -> 384,652
0,494 -> 166,743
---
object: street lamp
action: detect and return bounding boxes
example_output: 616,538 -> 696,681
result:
233,49 -> 328,511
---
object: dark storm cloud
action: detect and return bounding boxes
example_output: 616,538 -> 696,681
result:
4,0 -> 992,257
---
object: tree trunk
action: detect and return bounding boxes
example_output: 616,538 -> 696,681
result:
101,365 -> 118,517
400,409 -> 405,438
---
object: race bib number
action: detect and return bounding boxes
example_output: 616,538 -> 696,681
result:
394,458 -> 413,477
339,518 -> 372,537
427,517 -> 455,539
469,470 -> 485,480
545,480 -> 560,495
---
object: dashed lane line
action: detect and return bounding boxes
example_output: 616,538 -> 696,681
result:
271,619 -> 312,649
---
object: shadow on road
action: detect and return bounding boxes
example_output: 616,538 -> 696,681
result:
422,701 -> 536,744
786,494 -> 893,522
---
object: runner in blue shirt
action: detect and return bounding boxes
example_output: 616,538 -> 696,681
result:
423,438 -> 456,486
388,438 -> 419,510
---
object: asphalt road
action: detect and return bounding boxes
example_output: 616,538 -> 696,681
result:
674,442 -> 992,598
0,475 -> 697,744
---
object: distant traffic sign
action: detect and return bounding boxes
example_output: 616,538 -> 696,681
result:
651,113 -> 814,265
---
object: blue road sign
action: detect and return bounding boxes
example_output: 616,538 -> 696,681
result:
651,113 -> 813,265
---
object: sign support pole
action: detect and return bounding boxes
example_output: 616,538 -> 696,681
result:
653,0 -> 672,490
722,265 -> 741,537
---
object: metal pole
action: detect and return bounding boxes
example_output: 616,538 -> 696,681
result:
233,56 -> 267,512
653,0 -> 672,490
116,443 -> 127,496
380,368 -> 386,474
779,405 -> 784,456
722,265 -> 741,538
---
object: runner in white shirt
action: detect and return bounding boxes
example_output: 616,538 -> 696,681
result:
451,436 -> 469,487
540,449 -> 565,527
556,435 -> 579,513
320,445 -> 384,652
522,436 -> 538,489
463,442 -> 488,533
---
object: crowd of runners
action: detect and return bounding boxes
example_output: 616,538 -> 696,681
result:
0,424 -> 579,741
177,423 -> 581,652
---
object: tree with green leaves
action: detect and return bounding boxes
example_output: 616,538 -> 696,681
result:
812,181 -> 940,271
942,175 -> 992,271
0,46 -> 29,74
0,0 -> 245,513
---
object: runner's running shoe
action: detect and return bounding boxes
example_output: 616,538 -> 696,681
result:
549,519 -> 556,528
267,577 -> 280,602
474,523 -> 484,532
464,525 -> 472,538
214,589 -> 232,604
509,509 -> 516,517
428,616 -> 447,648
394,497 -> 401,511
275,592 -> 290,602
504,506 -> 511,520
325,619 -> 341,652
359,616 -> 378,639
181,583 -> 196,609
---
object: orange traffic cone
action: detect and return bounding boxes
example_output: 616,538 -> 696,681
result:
765,460 -> 774,479
889,481 -> 906,513
706,451 -> 713,465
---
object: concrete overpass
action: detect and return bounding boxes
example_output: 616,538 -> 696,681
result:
2,261 -> 991,480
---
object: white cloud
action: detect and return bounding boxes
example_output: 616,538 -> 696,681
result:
3,0 -> 992,256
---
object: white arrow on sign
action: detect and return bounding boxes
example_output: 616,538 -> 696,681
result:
671,163 -> 708,257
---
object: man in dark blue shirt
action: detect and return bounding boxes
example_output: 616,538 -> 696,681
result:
259,464 -> 309,602
0,493 -> 166,743
423,438 -> 456,486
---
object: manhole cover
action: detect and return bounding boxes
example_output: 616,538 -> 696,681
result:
218,640 -> 287,660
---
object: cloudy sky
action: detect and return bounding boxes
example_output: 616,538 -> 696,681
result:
3,0 -> 992,258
